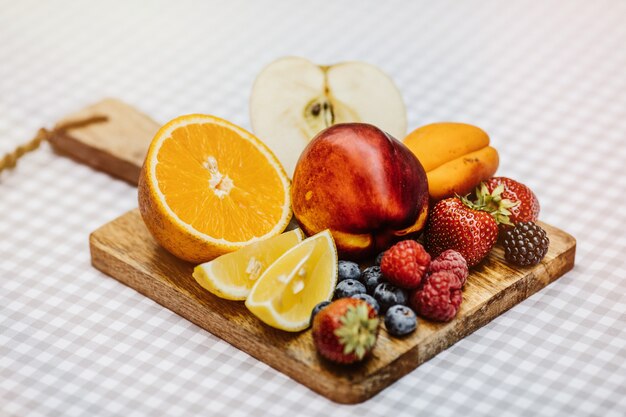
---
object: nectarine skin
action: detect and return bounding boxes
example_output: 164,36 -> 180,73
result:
292,123 -> 429,260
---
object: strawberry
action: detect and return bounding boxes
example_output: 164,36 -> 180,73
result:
312,298 -> 379,364
424,197 -> 499,267
475,177 -> 540,226
380,240 -> 431,289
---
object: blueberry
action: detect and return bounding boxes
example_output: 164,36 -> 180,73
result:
310,301 -> 331,326
334,279 -> 366,299
337,260 -> 361,282
385,305 -> 417,337
351,293 -> 380,315
375,251 -> 386,266
361,266 -> 386,294
373,283 -> 408,313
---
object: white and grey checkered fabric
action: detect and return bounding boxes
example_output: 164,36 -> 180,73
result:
1,0 -> 625,416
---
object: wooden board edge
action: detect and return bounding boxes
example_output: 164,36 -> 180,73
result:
49,132 -> 141,185
354,234 -> 577,403
89,230 -> 365,404
88,218 -> 577,405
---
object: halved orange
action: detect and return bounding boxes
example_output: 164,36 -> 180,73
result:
138,114 -> 292,263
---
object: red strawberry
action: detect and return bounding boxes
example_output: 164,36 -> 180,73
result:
380,240 -> 431,289
312,298 -> 379,364
476,177 -> 540,226
424,197 -> 499,267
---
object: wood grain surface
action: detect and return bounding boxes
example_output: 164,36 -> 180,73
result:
48,98 -> 159,184
89,209 -> 576,404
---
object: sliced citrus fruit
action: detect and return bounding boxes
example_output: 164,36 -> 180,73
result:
138,114 -> 292,263
245,230 -> 338,332
192,228 -> 304,300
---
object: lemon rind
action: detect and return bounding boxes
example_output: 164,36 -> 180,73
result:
192,229 -> 306,300
245,230 -> 338,332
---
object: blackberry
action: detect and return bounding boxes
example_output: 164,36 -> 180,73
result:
337,260 -> 361,282
502,222 -> 549,266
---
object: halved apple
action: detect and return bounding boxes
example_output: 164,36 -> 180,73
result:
249,56 -> 407,176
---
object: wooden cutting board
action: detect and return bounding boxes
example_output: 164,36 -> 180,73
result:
43,99 -> 576,401
47,98 -> 159,184
90,209 -> 576,404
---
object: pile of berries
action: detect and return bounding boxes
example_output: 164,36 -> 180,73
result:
311,241 -> 470,364
311,177 -> 551,365
425,177 -> 549,268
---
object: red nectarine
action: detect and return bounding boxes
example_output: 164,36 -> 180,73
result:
291,123 -> 429,259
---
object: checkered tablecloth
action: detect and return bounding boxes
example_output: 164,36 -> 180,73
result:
1,0 -> 625,415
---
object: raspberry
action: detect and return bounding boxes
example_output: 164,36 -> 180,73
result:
429,249 -> 469,286
502,222 -> 549,266
410,271 -> 462,322
380,240 -> 431,289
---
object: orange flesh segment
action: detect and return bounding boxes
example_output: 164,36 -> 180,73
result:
154,122 -> 286,241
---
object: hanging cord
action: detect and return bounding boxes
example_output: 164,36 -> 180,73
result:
0,115 -> 109,174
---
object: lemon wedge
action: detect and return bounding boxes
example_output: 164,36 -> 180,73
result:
193,229 -> 304,300
245,230 -> 338,332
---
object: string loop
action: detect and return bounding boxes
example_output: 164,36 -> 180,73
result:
0,116 -> 108,174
